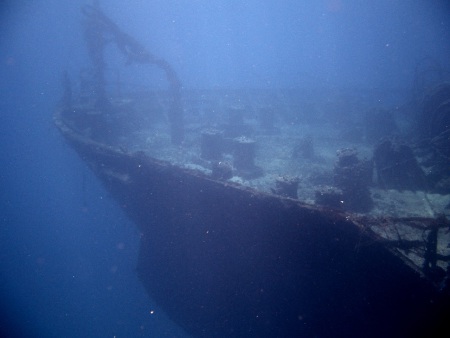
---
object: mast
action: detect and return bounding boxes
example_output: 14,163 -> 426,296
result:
81,2 -> 184,145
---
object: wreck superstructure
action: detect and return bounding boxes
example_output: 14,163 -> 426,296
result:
55,4 -> 450,337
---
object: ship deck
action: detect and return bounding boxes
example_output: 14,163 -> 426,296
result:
63,88 -> 450,275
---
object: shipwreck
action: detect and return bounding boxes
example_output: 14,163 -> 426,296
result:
54,4 -> 450,337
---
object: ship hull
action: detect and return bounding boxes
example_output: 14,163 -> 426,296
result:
55,109 -> 448,337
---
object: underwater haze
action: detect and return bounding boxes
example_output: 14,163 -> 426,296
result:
1,0 -> 449,337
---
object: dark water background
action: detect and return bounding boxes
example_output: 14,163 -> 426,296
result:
1,1 -> 449,337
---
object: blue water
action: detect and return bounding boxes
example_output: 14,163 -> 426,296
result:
1,1 -> 449,337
